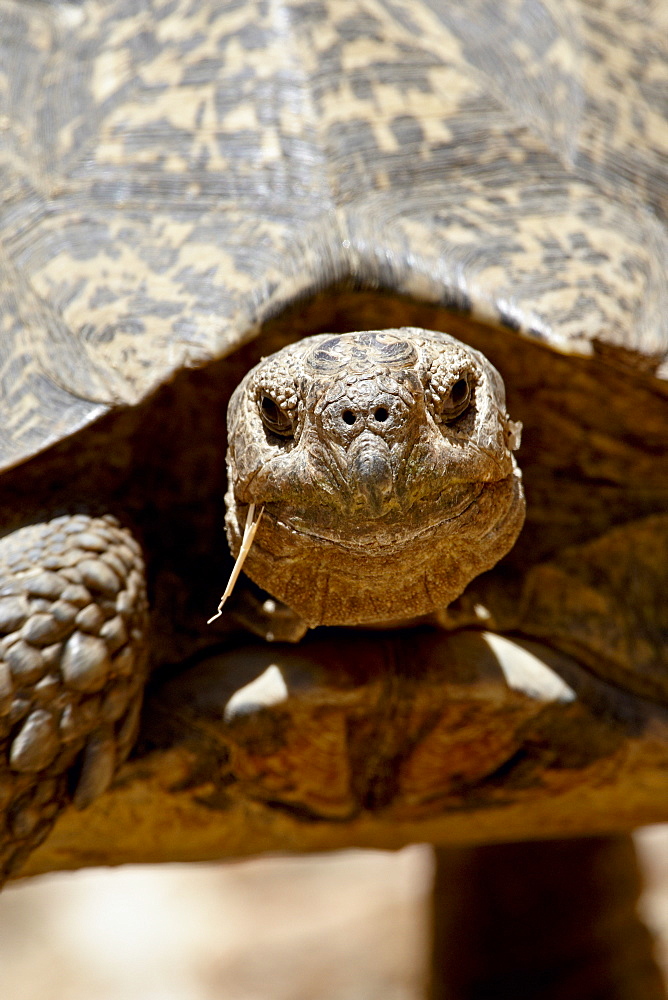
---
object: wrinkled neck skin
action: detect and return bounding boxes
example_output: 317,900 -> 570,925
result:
225,328 -> 525,627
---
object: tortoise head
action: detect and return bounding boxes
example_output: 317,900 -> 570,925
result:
225,328 -> 525,627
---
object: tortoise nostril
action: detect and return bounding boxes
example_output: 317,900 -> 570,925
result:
374,407 -> 389,422
342,410 -> 357,425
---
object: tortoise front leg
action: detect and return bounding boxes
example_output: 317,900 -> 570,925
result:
429,835 -> 665,1000
0,514 -> 149,880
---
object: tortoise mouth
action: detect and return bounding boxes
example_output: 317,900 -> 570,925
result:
256,484 -> 486,551
227,472 -> 525,628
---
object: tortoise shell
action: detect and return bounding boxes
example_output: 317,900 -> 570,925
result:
0,0 -> 666,473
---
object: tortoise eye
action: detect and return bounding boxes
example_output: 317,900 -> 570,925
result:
440,375 -> 472,422
259,395 -> 294,437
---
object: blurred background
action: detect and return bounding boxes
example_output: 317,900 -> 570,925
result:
0,826 -> 666,1000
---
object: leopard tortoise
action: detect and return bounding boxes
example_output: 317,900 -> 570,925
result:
0,0 -> 666,970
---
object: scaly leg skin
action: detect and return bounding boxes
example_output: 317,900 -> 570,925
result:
0,514 -> 149,882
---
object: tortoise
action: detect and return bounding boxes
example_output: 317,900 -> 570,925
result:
0,0 -> 667,992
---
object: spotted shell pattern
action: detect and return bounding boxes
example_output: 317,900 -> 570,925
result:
0,0 -> 666,475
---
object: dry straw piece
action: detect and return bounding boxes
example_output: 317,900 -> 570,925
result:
207,504 -> 264,624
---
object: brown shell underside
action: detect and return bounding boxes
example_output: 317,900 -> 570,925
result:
0,0 -> 667,470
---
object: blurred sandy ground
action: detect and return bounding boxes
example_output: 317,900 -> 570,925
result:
0,828 -> 665,1000
0,845 -> 431,1000
637,825 -> 668,982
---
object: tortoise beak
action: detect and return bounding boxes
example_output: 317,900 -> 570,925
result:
346,430 -> 394,517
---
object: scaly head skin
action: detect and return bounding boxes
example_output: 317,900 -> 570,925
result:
225,328 -> 525,627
